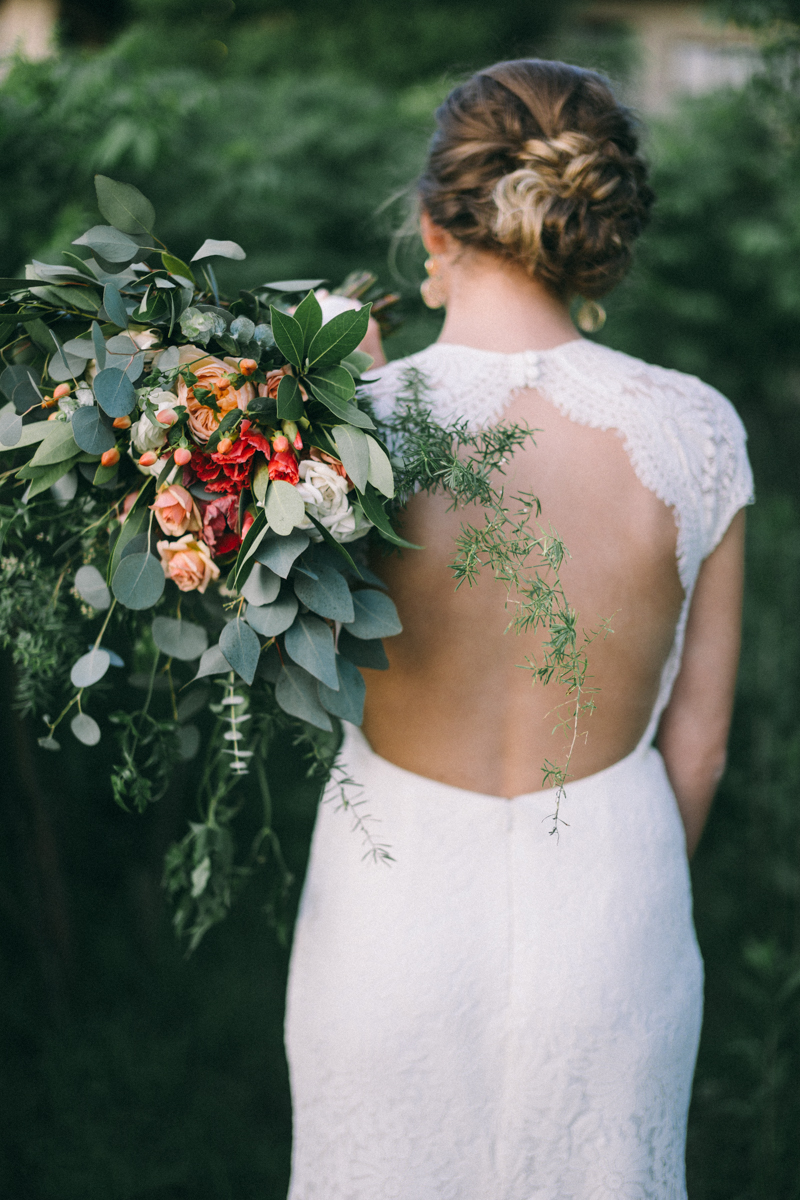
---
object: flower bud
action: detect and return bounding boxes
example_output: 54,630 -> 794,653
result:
139,450 -> 158,467
113,415 -> 131,430
173,447 -> 192,466
272,434 -> 289,453
47,412 -> 59,421
239,358 -> 258,376
281,420 -> 298,441
53,383 -> 71,401
217,437 -> 233,455
41,395 -> 59,409
293,432 -> 303,450
156,408 -> 178,426
101,447 -> 120,468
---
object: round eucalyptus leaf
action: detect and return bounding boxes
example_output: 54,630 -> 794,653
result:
275,664 -> 332,732
151,616 -> 208,662
177,724 -> 201,761
240,562 -> 281,608
72,405 -> 115,455
193,644 -> 232,681
112,552 -> 165,610
93,367 -> 136,417
345,589 -> 403,640
317,657 -> 366,724
37,736 -> 61,751
70,647 -> 111,688
74,565 -> 111,611
50,470 -> 78,506
71,713 -> 101,746
244,593 -> 298,637
219,617 -> 261,686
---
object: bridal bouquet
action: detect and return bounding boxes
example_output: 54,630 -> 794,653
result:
0,176 -> 413,946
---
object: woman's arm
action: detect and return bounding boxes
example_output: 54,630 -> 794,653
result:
656,509 -> 746,858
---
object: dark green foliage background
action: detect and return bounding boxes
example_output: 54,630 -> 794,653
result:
1,3 -> 799,1198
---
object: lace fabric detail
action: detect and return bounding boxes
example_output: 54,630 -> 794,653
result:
369,339 -> 754,744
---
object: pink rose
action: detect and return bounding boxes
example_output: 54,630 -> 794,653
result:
157,535 -> 220,593
176,345 -> 256,444
118,491 -> 139,522
151,485 -> 202,537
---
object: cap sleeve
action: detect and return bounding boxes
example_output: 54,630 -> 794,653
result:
705,395 -> 754,556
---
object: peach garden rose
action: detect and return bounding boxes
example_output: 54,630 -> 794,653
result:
176,345 -> 256,444
157,534 -> 220,593
151,485 -> 201,537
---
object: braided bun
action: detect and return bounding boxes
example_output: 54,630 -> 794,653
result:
418,61 -> 653,300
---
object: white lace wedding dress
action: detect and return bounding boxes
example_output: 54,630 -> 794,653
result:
284,339 -> 754,1200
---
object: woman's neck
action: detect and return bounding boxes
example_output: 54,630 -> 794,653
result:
435,249 -> 581,354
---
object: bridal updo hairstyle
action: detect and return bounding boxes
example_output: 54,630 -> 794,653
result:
418,59 -> 654,300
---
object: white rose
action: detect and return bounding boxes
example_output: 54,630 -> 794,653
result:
295,459 -> 373,543
129,389 -> 185,454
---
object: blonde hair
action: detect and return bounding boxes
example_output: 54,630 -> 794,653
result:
418,60 -> 653,299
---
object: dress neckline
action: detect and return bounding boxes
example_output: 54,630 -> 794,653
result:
416,338 -> 587,361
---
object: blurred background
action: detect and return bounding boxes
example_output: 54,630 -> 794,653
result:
1,1 -> 799,1197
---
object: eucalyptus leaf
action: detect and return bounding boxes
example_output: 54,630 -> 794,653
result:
177,724 -> 201,761
71,405 -> 115,455
91,321 -> 107,370
337,628 -> 389,670
1,364 -> 42,411
240,562 -> 281,607
0,405 -> 22,448
263,278 -> 326,292
274,664 -> 332,732
193,644 -> 231,681
219,617 -> 261,685
71,713 -> 101,746
111,552 -> 165,610
317,657 -> 366,724
284,613 -> 338,689
332,424 -> 369,492
251,457 -> 271,504
293,563 -> 354,622
365,435 -> 395,498
95,175 -> 155,236
244,593 -> 298,637
103,282 -> 129,327
61,337 -> 95,359
20,455 -> 82,500
264,479 -> 306,536
50,469 -> 78,505
151,616 -> 209,662
73,225 -> 140,263
28,422 -> 79,467
74,565 -> 111,611
230,315 -> 255,343
345,589 -> 403,639
191,239 -> 246,262
47,349 -> 86,383
93,367 -> 136,417
37,736 -> 61,752
70,647 -> 111,688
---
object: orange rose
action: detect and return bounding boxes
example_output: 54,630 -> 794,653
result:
176,345 -> 256,444
151,485 -> 201,537
157,535 -> 220,593
257,364 -> 307,402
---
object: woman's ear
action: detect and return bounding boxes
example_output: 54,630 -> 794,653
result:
420,209 -> 450,256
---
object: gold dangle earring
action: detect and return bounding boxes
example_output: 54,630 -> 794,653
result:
576,299 -> 606,333
420,256 -> 447,309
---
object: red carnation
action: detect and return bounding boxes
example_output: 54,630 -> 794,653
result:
268,449 -> 299,485
201,494 -> 241,556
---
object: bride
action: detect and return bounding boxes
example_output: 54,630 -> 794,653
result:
284,59 -> 753,1199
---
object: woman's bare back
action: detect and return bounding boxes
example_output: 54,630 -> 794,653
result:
363,386 -> 685,797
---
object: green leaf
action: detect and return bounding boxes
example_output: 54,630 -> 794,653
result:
191,239 -> 246,262
103,282 -> 129,327
95,175 -> 155,236
263,278 -> 326,292
70,647 -> 111,688
284,613 -> 338,689
293,290 -> 323,352
317,657 -> 366,724
0,278 -> 34,292
306,364 -> 355,404
72,406 -> 115,455
230,508 -> 269,588
91,321 -> 107,370
0,405 -> 22,448
341,349 -> 375,379
365,434 -> 395,498
93,459 -> 119,486
46,349 -> 86,384
276,374 -> 304,419
240,562 -> 281,607
28,421 -> 79,467
337,628 -> 389,671
359,484 -> 420,548
274,664 -> 332,732
306,383 -> 375,430
344,589 -> 402,639
304,514 -> 363,576
161,253 -> 195,285
264,479 -> 306,536
254,529 -> 309,578
61,336 -> 95,360
108,485 -> 153,582
332,424 -> 369,492
219,617 -> 261,685
21,455 -> 82,500
1,364 -> 42,411
269,306 -> 304,371
3,419 -> 50,449
151,617 -> 209,662
32,283 -> 100,313
71,713 -> 101,746
23,318 -> 57,354
74,565 -> 111,610
306,304 -> 371,369
73,225 -> 140,262
112,552 -> 166,610
251,457 -> 271,504
293,562 -> 354,622
244,592 -> 298,636
193,644 -> 231,681
93,367 -> 136,417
